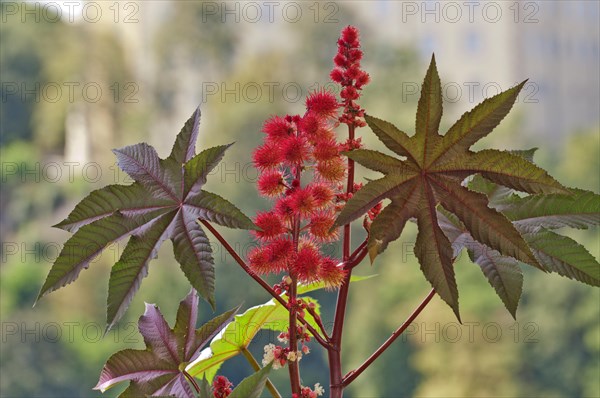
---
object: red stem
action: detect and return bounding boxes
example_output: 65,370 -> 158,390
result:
342,289 -> 436,387
287,166 -> 303,395
328,124 -> 356,398
199,220 -> 329,348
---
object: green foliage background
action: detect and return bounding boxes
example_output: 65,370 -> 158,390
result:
1,1 -> 598,397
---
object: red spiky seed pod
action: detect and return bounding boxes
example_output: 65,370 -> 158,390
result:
257,169 -> 286,197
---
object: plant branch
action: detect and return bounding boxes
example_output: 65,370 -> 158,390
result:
182,370 -> 201,395
328,123 -> 357,398
342,288 -> 436,387
200,220 -> 330,348
241,347 -> 282,398
306,303 -> 330,340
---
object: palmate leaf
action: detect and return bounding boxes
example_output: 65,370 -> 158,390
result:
39,107 -> 256,330
335,54 -> 570,318
502,189 -> 600,232
94,290 -> 239,398
440,168 -> 600,314
438,209 -> 523,318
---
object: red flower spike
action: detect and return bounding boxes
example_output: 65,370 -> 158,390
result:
213,375 -> 233,398
300,113 -> 322,138
289,188 -> 316,216
258,170 -> 286,197
330,68 -> 344,83
316,157 -> 346,182
253,142 -> 283,169
293,245 -> 323,283
309,211 -> 338,242
305,90 -> 339,118
319,257 -> 346,288
274,196 -> 295,220
263,115 -> 293,142
341,25 -> 359,46
310,183 -> 335,208
253,211 -> 286,239
313,139 -> 340,162
281,135 -> 310,165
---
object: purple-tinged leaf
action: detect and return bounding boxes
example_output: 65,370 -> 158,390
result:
368,181 -> 420,262
415,189 -> 460,320
37,210 -> 165,304
113,143 -> 180,201
171,212 -> 215,309
106,211 -> 177,332
169,106 -> 201,165
185,191 -> 256,230
54,183 -> 174,233
42,108 -> 255,328
96,290 -> 239,398
431,176 -> 542,269
139,303 -> 180,364
364,114 -> 418,164
335,172 -> 418,227
184,144 -> 232,198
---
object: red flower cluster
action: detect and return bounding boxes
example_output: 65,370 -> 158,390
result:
330,26 -> 370,127
212,375 -> 233,398
250,89 -> 347,288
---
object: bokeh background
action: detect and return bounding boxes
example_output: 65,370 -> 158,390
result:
1,1 -> 599,397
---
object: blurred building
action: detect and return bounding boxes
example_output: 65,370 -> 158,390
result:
355,0 -> 600,142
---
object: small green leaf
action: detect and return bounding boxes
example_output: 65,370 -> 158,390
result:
228,363 -> 273,398
186,297 -> 321,381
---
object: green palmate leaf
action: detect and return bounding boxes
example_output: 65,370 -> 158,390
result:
41,107 -> 255,330
414,54 -> 443,165
437,209 -> 523,318
525,230 -> 600,287
186,296 -> 321,381
437,149 -> 569,195
430,80 -> 527,166
335,55 -> 578,318
228,363 -> 272,398
343,149 -> 407,174
95,290 -> 239,398
335,172 -> 418,227
503,189 -> 600,232
363,114 -> 417,163
415,197 -> 460,320
431,177 -> 541,269
368,181 -> 420,261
